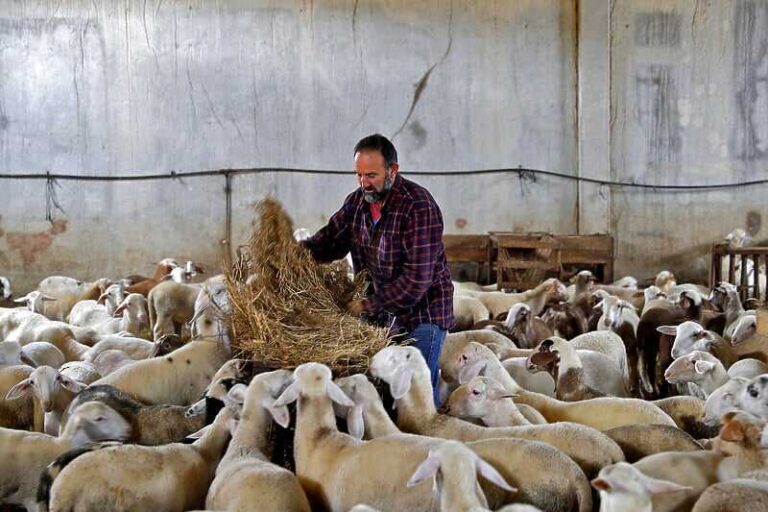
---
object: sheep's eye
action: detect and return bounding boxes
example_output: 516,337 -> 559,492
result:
471,389 -> 481,396
94,416 -> 105,422
29,380 -> 34,385
749,385 -> 759,398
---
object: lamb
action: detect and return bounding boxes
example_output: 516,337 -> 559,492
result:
334,373 -> 593,512
453,295 -> 491,331
661,321 -> 738,367
37,277 -> 112,321
501,303 -> 552,349
64,384 -> 207,445
713,411 -> 767,481
13,291 -> 56,314
9,362 -> 99,433
728,358 -> 768,379
600,424 -> 703,463
702,377 -> 750,426
148,279 -> 201,340
92,336 -> 232,405
565,270 -> 596,302
612,276 -> 639,289
83,334 -> 162,363
447,374 -> 675,431
189,274 -> 230,339
0,400 -> 131,511
596,295 -> 641,395
0,309 -> 91,361
44,406 -> 236,512
0,276 -> 11,303
641,286 -> 670,315
665,350 -> 730,397
691,479 -> 768,511
370,345 -> 625,478
466,278 -> 568,319
591,461 -> 692,512
730,313 -> 757,345
67,282 -> 125,326
406,440 -> 517,512
0,340 -> 64,369
205,371 -> 312,512
526,337 -> 628,399
111,292 -> 150,338
738,374 -> 768,420
654,270 -> 677,294
123,258 -> 180,296
540,299 -> 588,341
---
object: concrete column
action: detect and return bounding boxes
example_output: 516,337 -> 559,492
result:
577,0 -> 612,235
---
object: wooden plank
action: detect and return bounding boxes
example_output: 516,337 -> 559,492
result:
741,254 -> 750,301
754,255 -> 761,301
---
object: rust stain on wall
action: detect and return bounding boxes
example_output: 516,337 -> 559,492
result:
5,219 -> 68,266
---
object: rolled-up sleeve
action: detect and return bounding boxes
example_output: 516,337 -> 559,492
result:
367,200 -> 441,312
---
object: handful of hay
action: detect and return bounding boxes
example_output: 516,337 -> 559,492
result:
227,198 -> 392,375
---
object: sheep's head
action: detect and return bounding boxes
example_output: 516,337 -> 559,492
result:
273,363 -> 353,411
643,286 -> 667,303
113,293 -> 147,318
725,228 -> 752,249
66,402 -> 132,448
717,410 -> 766,453
504,303 -> 531,330
569,270 -> 596,289
235,369 -> 295,428
444,376 -> 517,419
453,342 -> 497,385
370,346 -> 425,400
591,462 -> 691,507
741,374 -> 768,421
703,377 -> 749,426
6,365 -> 86,413
677,289 -> 702,310
543,278 -> 568,301
334,374 -> 381,440
655,270 -> 677,291
664,350 -> 718,384
659,321 -> 714,359
731,314 -> 757,345
13,291 -> 56,314
526,337 -> 567,374
97,283 -> 126,313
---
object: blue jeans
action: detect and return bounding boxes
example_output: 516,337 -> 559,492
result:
408,323 -> 447,405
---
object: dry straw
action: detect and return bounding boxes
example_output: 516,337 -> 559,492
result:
227,198 -> 392,375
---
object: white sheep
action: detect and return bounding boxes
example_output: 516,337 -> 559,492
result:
461,278 -> 568,319
738,374 -> 768,420
0,400 -> 131,511
0,309 -> 91,361
6,362 -> 100,434
205,371 -> 311,512
36,277 -> 113,321
407,440 -> 516,511
453,295 -> 491,331
591,461 -> 692,512
19,342 -> 66,369
702,377 -> 750,426
148,279 -> 201,341
46,406 -> 237,511
13,291 -> 57,314
728,358 -> 768,379
68,282 -> 125,326
0,364 -> 41,430
0,276 -> 11,302
660,321 -> 737,366
334,374 -> 591,512
664,350 -> 729,397
369,345 -> 625,478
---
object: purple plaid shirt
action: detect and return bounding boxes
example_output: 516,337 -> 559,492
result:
304,175 -> 454,333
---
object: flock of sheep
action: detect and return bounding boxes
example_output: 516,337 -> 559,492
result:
0,242 -> 767,511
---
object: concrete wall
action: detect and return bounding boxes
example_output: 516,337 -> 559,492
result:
0,0 -> 765,292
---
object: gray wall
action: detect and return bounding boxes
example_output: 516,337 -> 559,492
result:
0,0 -> 765,292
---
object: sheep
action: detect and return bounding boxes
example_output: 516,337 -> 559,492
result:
273,362 -> 446,511
660,321 -> 738,367
448,374 -> 674,431
453,295 -> 491,331
654,270 -> 677,294
540,299 -> 588,341
64,384 -> 207,445
37,277 -> 112,321
596,295 -> 641,395
641,286 -> 670,315
67,282 -> 125,326
612,276 -> 639,289
713,411 -> 767,481
369,345 -> 625,478
591,461 -> 692,512
637,288 -> 705,397
123,258 -> 180,296
650,395 -> 717,439
83,333 -> 162,362
565,270 -> 596,302
92,336 -> 232,405
465,278 -> 568,319
0,340 -> 25,367
728,358 -> 768,379
148,279 -> 201,341
111,292 -> 150,338
600,424 -> 703,463
738,374 -> 768,420
526,338 -> 628,400
730,313 -> 757,345
0,364 -> 42,430
573,289 -> 610,331
13,291 -> 56,314
719,282 -> 754,341
631,450 -> 723,511
19,342 -> 65,369
334,373 -> 592,512
692,479 -> 768,512
5,362 -> 100,434
0,276 -> 12,303
205,371 -> 312,512
44,405 -> 236,512
665,350 -> 729,398
440,330 -> 518,374
0,400 -> 131,511
499,303 -> 552,349
702,377 -> 750,426
406,440 -> 517,512
189,274 -> 230,339
0,309 -> 91,361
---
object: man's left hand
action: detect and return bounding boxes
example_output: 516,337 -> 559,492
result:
346,299 -> 368,316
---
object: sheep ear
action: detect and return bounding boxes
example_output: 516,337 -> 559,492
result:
720,417 -> 745,442
458,360 -> 486,385
592,300 -> 604,310
701,331 -> 717,342
57,376 -> 86,394
327,381 -> 355,408
227,384 -> 247,406
13,297 -> 28,304
97,293 -> 109,305
273,381 -> 300,407
186,424 -> 211,440
487,387 -> 518,401
389,366 -> 415,400
407,451 -> 441,487
267,401 -> 291,429
657,325 -> 678,336
475,457 -> 517,493
19,352 -> 37,367
591,478 -> 612,491
42,295 -> 56,301
346,405 -> 365,440
643,477 -> 693,495
5,379 -> 32,400
694,360 -> 716,375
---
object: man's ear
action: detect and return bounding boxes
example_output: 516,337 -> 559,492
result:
389,163 -> 400,176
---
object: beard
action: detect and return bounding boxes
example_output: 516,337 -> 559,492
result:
363,172 -> 394,203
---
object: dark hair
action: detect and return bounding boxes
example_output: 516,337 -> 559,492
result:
354,133 -> 398,169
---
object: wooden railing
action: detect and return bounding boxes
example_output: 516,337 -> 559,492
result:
710,243 -> 768,302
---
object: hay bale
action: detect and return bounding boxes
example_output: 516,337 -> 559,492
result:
227,198 -> 392,375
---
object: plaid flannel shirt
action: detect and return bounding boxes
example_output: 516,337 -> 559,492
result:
303,175 -> 454,333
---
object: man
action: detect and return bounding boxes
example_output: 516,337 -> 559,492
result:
302,134 -> 454,401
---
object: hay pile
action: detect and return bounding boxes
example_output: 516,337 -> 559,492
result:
227,198 -> 392,375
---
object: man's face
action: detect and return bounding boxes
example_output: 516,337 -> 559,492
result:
355,150 -> 399,203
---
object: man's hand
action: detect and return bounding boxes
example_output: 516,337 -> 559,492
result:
346,299 -> 368,316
